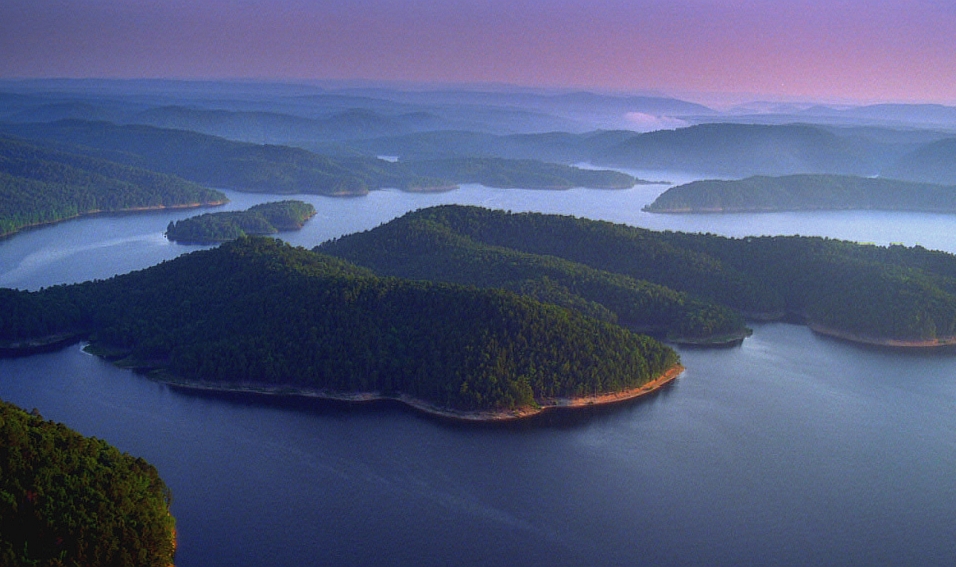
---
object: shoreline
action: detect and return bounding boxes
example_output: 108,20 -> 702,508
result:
643,205 -> 956,215
668,329 -> 753,347
157,364 -> 685,422
808,323 -> 956,348
0,200 -> 228,240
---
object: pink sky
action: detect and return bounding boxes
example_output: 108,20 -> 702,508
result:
2,0 -> 955,104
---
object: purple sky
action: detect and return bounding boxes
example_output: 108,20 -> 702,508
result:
2,0 -> 955,103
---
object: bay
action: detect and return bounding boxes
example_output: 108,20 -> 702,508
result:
2,177 -> 956,566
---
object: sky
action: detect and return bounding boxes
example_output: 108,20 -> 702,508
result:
2,0 -> 955,104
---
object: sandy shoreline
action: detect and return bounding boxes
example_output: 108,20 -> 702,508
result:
159,364 -> 685,422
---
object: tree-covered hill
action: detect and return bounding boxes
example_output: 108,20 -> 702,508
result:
317,211 -> 748,344
0,136 -> 226,237
321,206 -> 956,345
165,200 -> 316,243
0,399 -> 176,567
883,137 -> 956,185
0,238 -> 679,413
643,174 -> 956,213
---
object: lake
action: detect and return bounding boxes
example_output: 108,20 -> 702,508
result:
2,179 -> 956,566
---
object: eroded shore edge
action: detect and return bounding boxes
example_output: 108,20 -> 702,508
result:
808,323 -> 956,348
157,364 -> 686,422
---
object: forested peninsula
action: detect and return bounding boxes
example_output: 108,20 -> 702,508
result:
645,174 -> 956,213
0,238 -> 680,418
166,200 -> 316,243
0,399 -> 176,567
320,206 -> 956,347
0,136 -> 227,238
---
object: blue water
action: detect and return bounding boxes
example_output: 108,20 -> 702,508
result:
2,181 -> 956,566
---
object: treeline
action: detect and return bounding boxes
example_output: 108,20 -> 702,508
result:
0,136 -> 226,237
166,200 -> 316,243
317,211 -> 747,343
0,120 -> 638,195
645,174 -> 956,213
322,205 -> 956,343
0,399 -> 176,567
0,238 -> 679,411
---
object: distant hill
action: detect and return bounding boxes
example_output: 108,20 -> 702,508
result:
644,174 -> 956,213
0,135 -> 226,237
130,106 -> 440,144
353,123 -> 894,178
0,119 -> 426,195
884,138 -> 956,185
402,158 -> 641,189
351,129 -> 637,163
593,123 -> 878,176
0,120 -> 639,194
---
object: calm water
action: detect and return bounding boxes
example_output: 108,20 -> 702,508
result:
2,180 -> 956,566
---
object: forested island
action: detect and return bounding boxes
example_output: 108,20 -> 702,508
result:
0,399 -> 176,567
0,136 -> 227,238
644,174 -> 956,213
166,200 -> 317,243
0,237 -> 681,418
320,206 -> 956,347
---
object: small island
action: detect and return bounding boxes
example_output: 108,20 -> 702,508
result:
643,174 -> 956,213
165,200 -> 317,243
0,399 -> 176,566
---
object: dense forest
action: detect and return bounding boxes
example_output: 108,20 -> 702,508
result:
321,206 -> 956,344
644,174 -> 956,213
0,120 -> 639,195
0,399 -> 176,567
166,200 -> 316,243
0,136 -> 226,238
317,211 -> 748,344
0,238 -> 679,412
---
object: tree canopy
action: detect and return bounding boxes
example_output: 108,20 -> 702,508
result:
0,399 -> 176,567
